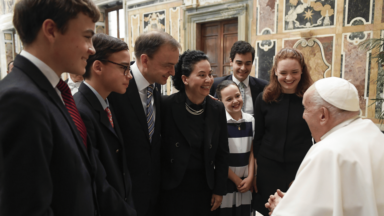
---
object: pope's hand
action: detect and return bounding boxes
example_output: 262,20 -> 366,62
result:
265,189 -> 285,215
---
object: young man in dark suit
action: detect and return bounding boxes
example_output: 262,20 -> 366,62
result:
0,1 -> 101,216
74,33 -> 136,216
210,41 -> 268,116
108,31 -> 180,216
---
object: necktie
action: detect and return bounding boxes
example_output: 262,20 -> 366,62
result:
239,82 -> 246,111
105,107 -> 114,128
57,79 -> 87,148
146,84 -> 154,143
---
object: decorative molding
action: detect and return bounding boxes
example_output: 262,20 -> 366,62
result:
257,0 -> 278,35
344,0 -> 373,26
293,38 -> 332,78
130,14 -> 140,48
170,7 -> 181,43
183,3 -> 247,50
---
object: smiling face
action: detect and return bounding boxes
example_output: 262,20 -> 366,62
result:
100,50 -> 132,94
183,60 -> 214,101
142,44 -> 179,85
231,52 -> 253,82
54,13 -> 96,75
275,58 -> 302,94
220,84 -> 243,116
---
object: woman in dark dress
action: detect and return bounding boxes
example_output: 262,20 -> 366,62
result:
160,50 -> 229,216
253,48 -> 313,215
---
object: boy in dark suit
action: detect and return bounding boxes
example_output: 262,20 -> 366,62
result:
74,33 -> 136,216
0,1 -> 101,216
210,41 -> 268,116
108,31 -> 180,216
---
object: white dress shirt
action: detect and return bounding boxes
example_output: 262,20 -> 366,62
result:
20,50 -> 63,103
131,62 -> 156,122
232,75 -> 254,115
67,75 -> 82,95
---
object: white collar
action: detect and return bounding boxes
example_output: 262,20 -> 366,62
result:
67,75 -> 81,86
232,74 -> 249,87
83,81 -> 109,110
320,116 -> 360,141
20,50 -> 60,88
226,110 -> 245,123
131,62 -> 151,91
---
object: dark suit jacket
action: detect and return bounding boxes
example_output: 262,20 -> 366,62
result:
74,83 -> 137,216
108,65 -> 162,216
0,55 -> 98,216
160,92 -> 229,195
209,75 -> 268,115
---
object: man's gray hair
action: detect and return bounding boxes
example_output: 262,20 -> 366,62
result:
309,85 -> 359,118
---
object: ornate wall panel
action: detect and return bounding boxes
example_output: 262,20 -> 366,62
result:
341,31 -> 372,117
283,36 -> 333,81
4,0 -> 14,14
169,7 -> 181,42
344,0 -> 374,26
130,14 -> 140,61
257,0 -> 278,35
255,39 -> 276,81
283,0 -> 336,31
375,29 -> 384,118
143,10 -> 166,32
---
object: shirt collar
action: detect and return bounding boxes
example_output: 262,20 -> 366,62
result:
20,50 -> 60,88
131,62 -> 151,92
83,81 -> 109,110
232,74 -> 249,87
226,110 -> 245,123
321,115 -> 360,141
67,75 -> 81,87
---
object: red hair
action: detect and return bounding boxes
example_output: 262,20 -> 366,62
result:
263,48 -> 313,103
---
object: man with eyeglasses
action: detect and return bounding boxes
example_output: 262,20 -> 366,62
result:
74,33 -> 136,216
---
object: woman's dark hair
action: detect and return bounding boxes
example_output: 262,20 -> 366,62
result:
172,50 -> 209,91
84,33 -> 129,79
263,48 -> 313,103
216,80 -> 239,101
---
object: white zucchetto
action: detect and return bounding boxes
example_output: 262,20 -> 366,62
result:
314,77 -> 360,111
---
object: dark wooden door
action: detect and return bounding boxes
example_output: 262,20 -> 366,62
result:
198,19 -> 238,77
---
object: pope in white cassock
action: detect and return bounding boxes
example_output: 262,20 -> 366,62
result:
266,77 -> 384,216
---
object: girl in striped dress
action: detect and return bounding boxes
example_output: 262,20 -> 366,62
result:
216,80 -> 255,216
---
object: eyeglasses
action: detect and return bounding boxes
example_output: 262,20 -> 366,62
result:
99,59 -> 130,76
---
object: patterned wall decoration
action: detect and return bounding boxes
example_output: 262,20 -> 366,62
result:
130,14 -> 140,61
4,31 -> 14,68
257,0 -> 278,35
96,25 -> 105,34
4,0 -> 14,14
375,30 -> 384,118
143,10 -> 166,33
284,36 -> 333,81
284,0 -> 335,31
255,39 -> 276,81
341,31 -> 373,117
344,0 -> 373,26
169,7 -> 180,42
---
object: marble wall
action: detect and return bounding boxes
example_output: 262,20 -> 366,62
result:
250,0 -> 384,121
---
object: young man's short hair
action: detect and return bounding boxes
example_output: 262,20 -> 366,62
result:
13,0 -> 100,46
84,33 -> 129,79
134,30 -> 181,60
229,41 -> 255,63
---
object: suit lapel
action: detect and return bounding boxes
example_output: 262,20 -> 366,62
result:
79,83 -> 117,137
249,77 -> 258,105
203,97 -> 217,157
172,92 -> 195,146
14,55 -> 91,165
126,75 -> 150,142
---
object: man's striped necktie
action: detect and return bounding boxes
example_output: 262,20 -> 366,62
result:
146,84 -> 154,143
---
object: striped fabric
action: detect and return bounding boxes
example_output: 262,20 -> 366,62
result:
146,84 -> 154,142
57,79 -> 87,148
220,111 -> 255,216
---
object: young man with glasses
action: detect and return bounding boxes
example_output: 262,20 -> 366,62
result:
74,33 -> 136,215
